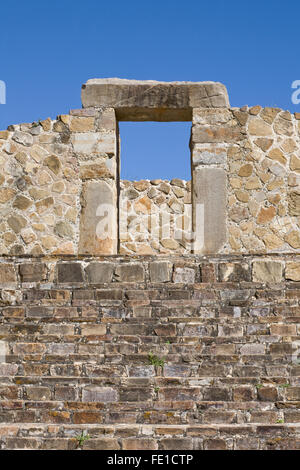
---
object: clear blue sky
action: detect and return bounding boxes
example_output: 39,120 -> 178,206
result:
0,0 -> 300,180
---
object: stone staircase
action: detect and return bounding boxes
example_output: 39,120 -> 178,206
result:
0,254 -> 299,450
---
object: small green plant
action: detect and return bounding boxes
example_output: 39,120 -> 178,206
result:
276,419 -> 284,424
165,340 -> 170,344
76,430 -> 90,448
154,386 -> 160,393
279,383 -> 290,388
31,119 -> 41,128
256,384 -> 263,389
148,352 -> 165,368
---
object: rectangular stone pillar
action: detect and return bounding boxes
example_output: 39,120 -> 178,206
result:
77,108 -> 118,255
191,108 -> 232,254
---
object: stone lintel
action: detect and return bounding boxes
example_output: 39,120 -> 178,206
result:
81,78 -> 230,119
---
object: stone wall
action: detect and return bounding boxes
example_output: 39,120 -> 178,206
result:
0,254 -> 299,450
191,107 -> 300,254
0,108 -> 118,256
119,179 -> 192,254
0,79 -> 298,257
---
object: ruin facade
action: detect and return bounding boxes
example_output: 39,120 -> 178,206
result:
0,79 -> 299,450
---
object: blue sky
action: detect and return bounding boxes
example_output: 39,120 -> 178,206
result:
0,0 -> 300,180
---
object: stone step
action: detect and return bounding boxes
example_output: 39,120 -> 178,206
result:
0,423 -> 300,450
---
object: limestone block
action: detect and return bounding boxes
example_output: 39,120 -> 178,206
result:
192,145 -> 226,166
248,118 -> 272,136
19,263 -> 47,282
86,262 -> 115,283
12,131 -> 33,147
0,264 -> 17,284
218,263 -> 250,282
115,263 -> 144,282
149,261 -> 173,283
81,78 -> 230,121
192,125 -> 244,143
285,262 -> 300,281
72,132 -> 116,155
252,260 -> 283,283
288,191 -> 300,216
57,263 -> 84,283
78,181 -> 117,255
82,386 -> 118,402
69,117 -> 95,132
173,266 -> 195,283
192,108 -> 232,125
192,168 -> 226,253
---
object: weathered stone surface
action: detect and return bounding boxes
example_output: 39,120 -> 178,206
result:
238,164 -> 253,177
82,386 -> 118,402
173,266 -> 195,283
69,117 -> 95,132
19,263 -> 47,282
248,118 -> 272,136
0,263 -> 16,283
252,261 -> 283,283
13,196 -> 32,210
54,221 -> 74,239
149,261 -> 173,283
79,163 -> 114,180
192,125 -> 244,143
285,230 -> 300,249
86,262 -> 115,283
219,263 -> 250,282
115,263 -> 144,282
285,262 -> 300,281
79,181 -> 117,255
192,168 -> 226,253
7,215 -> 27,233
192,146 -> 226,165
12,131 -> 33,146
43,155 -> 61,175
288,191 -> 300,216
254,138 -> 273,151
257,206 -> 276,224
57,263 -> 84,283
82,79 -> 230,119
0,188 -> 16,204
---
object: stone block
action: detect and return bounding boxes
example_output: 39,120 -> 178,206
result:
0,264 -> 17,284
192,125 -> 244,143
115,263 -> 144,282
218,263 -> 250,282
192,167 -> 226,253
86,262 -> 115,283
81,78 -> 230,120
285,262 -> 300,281
288,191 -> 300,216
149,261 -> 173,282
79,181 -> 117,255
173,266 -> 196,283
252,261 -> 283,283
57,263 -> 84,283
19,263 -> 47,282
192,145 -> 226,166
82,386 -> 118,402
